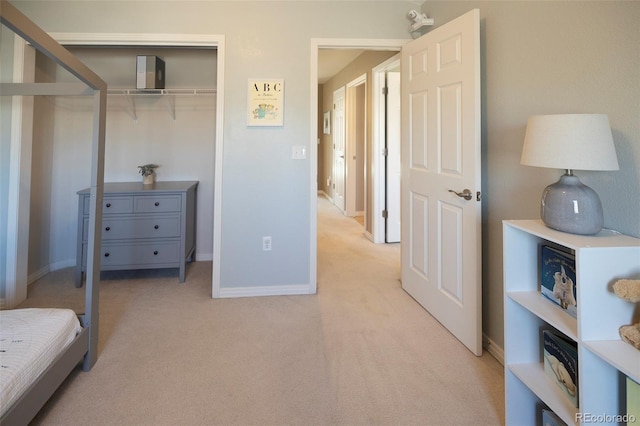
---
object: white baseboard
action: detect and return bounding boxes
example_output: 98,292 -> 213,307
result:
27,254 -> 212,285
28,265 -> 51,285
318,190 -> 332,203
195,253 -> 213,262
218,284 -> 314,298
50,259 -> 75,271
28,259 -> 75,284
483,333 -> 504,366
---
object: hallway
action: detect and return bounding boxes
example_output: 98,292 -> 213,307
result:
317,194 -> 400,292
315,194 -> 505,424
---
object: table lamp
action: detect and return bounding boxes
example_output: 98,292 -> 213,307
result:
520,114 -> 619,235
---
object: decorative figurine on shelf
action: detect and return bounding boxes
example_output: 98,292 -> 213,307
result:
138,163 -> 159,185
613,279 -> 640,350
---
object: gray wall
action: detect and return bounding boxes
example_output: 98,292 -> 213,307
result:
10,1 -> 413,292
423,1 -> 640,349
8,1 -> 639,352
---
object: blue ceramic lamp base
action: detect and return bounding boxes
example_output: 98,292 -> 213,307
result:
540,173 -> 604,235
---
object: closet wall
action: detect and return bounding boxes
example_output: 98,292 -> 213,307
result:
28,47 -> 217,280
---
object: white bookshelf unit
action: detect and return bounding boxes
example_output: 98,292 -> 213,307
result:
503,220 -> 640,425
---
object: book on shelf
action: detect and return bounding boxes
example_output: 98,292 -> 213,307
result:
543,329 -> 578,407
540,244 -> 577,318
542,408 -> 567,426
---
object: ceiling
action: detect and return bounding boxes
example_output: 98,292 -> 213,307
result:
317,49 -> 364,84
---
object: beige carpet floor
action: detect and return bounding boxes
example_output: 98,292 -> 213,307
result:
21,196 -> 504,425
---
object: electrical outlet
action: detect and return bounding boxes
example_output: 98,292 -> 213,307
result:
262,236 -> 272,251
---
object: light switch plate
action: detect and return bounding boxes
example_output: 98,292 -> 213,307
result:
292,146 -> 306,160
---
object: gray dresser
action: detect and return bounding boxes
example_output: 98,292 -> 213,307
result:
76,181 -> 198,286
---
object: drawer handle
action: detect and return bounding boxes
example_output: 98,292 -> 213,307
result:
153,250 -> 159,255
106,203 -> 111,208
155,202 -> 160,207
105,226 -> 110,231
104,252 -> 110,257
154,225 -> 159,229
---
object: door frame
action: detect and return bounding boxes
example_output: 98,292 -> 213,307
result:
371,54 -> 401,244
332,85 -> 346,212
345,73 -> 366,218
309,38 -> 408,292
4,32 -> 225,305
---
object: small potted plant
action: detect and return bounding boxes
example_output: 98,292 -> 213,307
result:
138,163 -> 159,185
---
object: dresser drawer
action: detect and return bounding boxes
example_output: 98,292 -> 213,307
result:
134,195 -> 181,213
83,215 -> 181,241
83,196 -> 133,215
83,241 -> 181,267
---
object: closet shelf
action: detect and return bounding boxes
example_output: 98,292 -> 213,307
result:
106,88 -> 216,120
107,88 -> 216,96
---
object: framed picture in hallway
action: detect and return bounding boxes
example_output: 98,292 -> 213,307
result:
323,111 -> 331,134
247,79 -> 284,126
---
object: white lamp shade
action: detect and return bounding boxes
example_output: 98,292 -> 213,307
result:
520,114 -> 619,171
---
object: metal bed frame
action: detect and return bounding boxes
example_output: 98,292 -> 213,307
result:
1,1 -> 106,423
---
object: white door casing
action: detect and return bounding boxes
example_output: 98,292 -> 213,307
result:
400,9 -> 482,355
385,71 -> 401,243
345,74 -> 366,218
371,54 -> 401,244
332,86 -> 346,212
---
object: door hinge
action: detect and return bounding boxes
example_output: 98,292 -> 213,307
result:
382,148 -> 388,156
382,209 -> 388,218
382,87 -> 388,96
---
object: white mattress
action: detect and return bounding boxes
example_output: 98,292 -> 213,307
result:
0,308 -> 81,416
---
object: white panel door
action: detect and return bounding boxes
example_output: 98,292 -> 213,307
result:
386,71 -> 401,243
400,9 -> 482,355
332,86 -> 346,212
